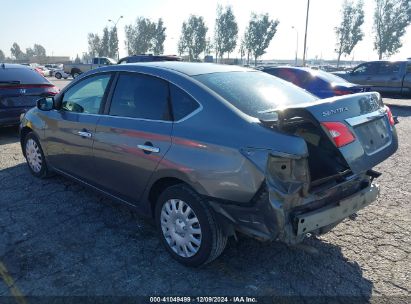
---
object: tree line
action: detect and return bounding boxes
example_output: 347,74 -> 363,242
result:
87,26 -> 119,59
1,0 -> 410,65
335,0 -> 411,66
86,6 -> 280,65
0,43 -> 47,62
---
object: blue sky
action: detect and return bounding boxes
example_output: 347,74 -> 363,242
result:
1,0 -> 410,61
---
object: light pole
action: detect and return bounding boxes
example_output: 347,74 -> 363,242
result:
302,0 -> 310,67
108,16 -> 123,61
291,26 -> 299,66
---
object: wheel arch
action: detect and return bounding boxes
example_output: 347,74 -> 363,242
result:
70,68 -> 81,76
146,176 -> 191,218
20,126 -> 34,157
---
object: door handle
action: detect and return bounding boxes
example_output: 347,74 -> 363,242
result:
77,131 -> 92,138
137,144 -> 160,154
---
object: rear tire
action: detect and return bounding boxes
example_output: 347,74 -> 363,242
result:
24,133 -> 50,178
72,71 -> 80,78
155,184 -> 227,267
55,72 -> 62,79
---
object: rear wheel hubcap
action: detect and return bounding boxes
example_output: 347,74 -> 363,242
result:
160,199 -> 202,258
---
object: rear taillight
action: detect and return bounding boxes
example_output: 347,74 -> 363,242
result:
45,85 -> 59,95
333,89 -> 352,96
322,122 -> 355,147
385,106 -> 395,126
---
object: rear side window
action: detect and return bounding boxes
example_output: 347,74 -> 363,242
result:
195,71 -> 317,120
377,62 -> 401,74
170,85 -> 199,121
109,73 -> 170,121
0,66 -> 50,84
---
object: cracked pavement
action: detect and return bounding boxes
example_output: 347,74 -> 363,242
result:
0,102 -> 410,301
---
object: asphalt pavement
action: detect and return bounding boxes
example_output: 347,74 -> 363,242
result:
0,81 -> 409,301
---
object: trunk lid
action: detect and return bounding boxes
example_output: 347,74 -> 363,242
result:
297,92 -> 398,174
0,84 -> 57,108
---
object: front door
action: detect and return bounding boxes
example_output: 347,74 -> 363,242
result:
92,72 -> 173,203
44,73 -> 112,181
349,62 -> 378,85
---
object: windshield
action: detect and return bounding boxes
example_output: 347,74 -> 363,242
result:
107,58 -> 117,64
195,71 -> 318,119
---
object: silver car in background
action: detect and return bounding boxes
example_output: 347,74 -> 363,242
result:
19,62 -> 398,266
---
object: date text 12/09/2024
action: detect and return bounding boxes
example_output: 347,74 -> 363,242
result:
149,296 -> 258,303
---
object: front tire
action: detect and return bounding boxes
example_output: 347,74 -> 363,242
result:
24,133 -> 50,178
155,184 -> 227,267
55,72 -> 62,79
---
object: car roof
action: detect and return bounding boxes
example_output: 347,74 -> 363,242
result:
357,60 -> 407,64
262,66 -> 349,84
262,66 -> 311,72
1,63 -> 32,70
106,62 -> 255,76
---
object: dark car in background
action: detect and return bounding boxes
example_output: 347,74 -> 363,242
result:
20,62 -> 397,266
334,60 -> 411,95
118,54 -> 182,64
262,66 -> 371,98
0,63 -> 59,127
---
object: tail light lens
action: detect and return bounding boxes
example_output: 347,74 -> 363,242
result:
385,106 -> 395,126
333,89 -> 351,96
45,85 -> 59,95
322,122 -> 355,147
0,84 -> 59,95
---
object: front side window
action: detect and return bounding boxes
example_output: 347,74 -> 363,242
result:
62,74 -> 111,114
352,63 -> 376,75
109,73 -> 170,120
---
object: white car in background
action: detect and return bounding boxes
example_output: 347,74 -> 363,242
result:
53,69 -> 70,79
37,66 -> 51,77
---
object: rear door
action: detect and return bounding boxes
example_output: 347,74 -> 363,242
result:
301,92 -> 398,174
44,73 -> 112,181
372,62 -> 403,93
403,63 -> 411,94
92,72 -> 173,203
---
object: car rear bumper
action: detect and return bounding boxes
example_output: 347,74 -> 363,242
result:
0,108 -> 29,126
294,183 -> 378,236
210,178 -> 379,244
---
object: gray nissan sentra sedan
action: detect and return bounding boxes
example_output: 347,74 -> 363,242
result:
19,62 -> 398,266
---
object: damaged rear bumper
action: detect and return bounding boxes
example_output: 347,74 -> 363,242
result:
210,179 -> 379,244
294,183 -> 379,236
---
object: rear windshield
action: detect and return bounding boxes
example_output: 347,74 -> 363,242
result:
195,71 -> 318,119
311,69 -> 348,83
0,66 -> 50,84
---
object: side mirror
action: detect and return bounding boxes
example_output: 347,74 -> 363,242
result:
37,97 -> 55,111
